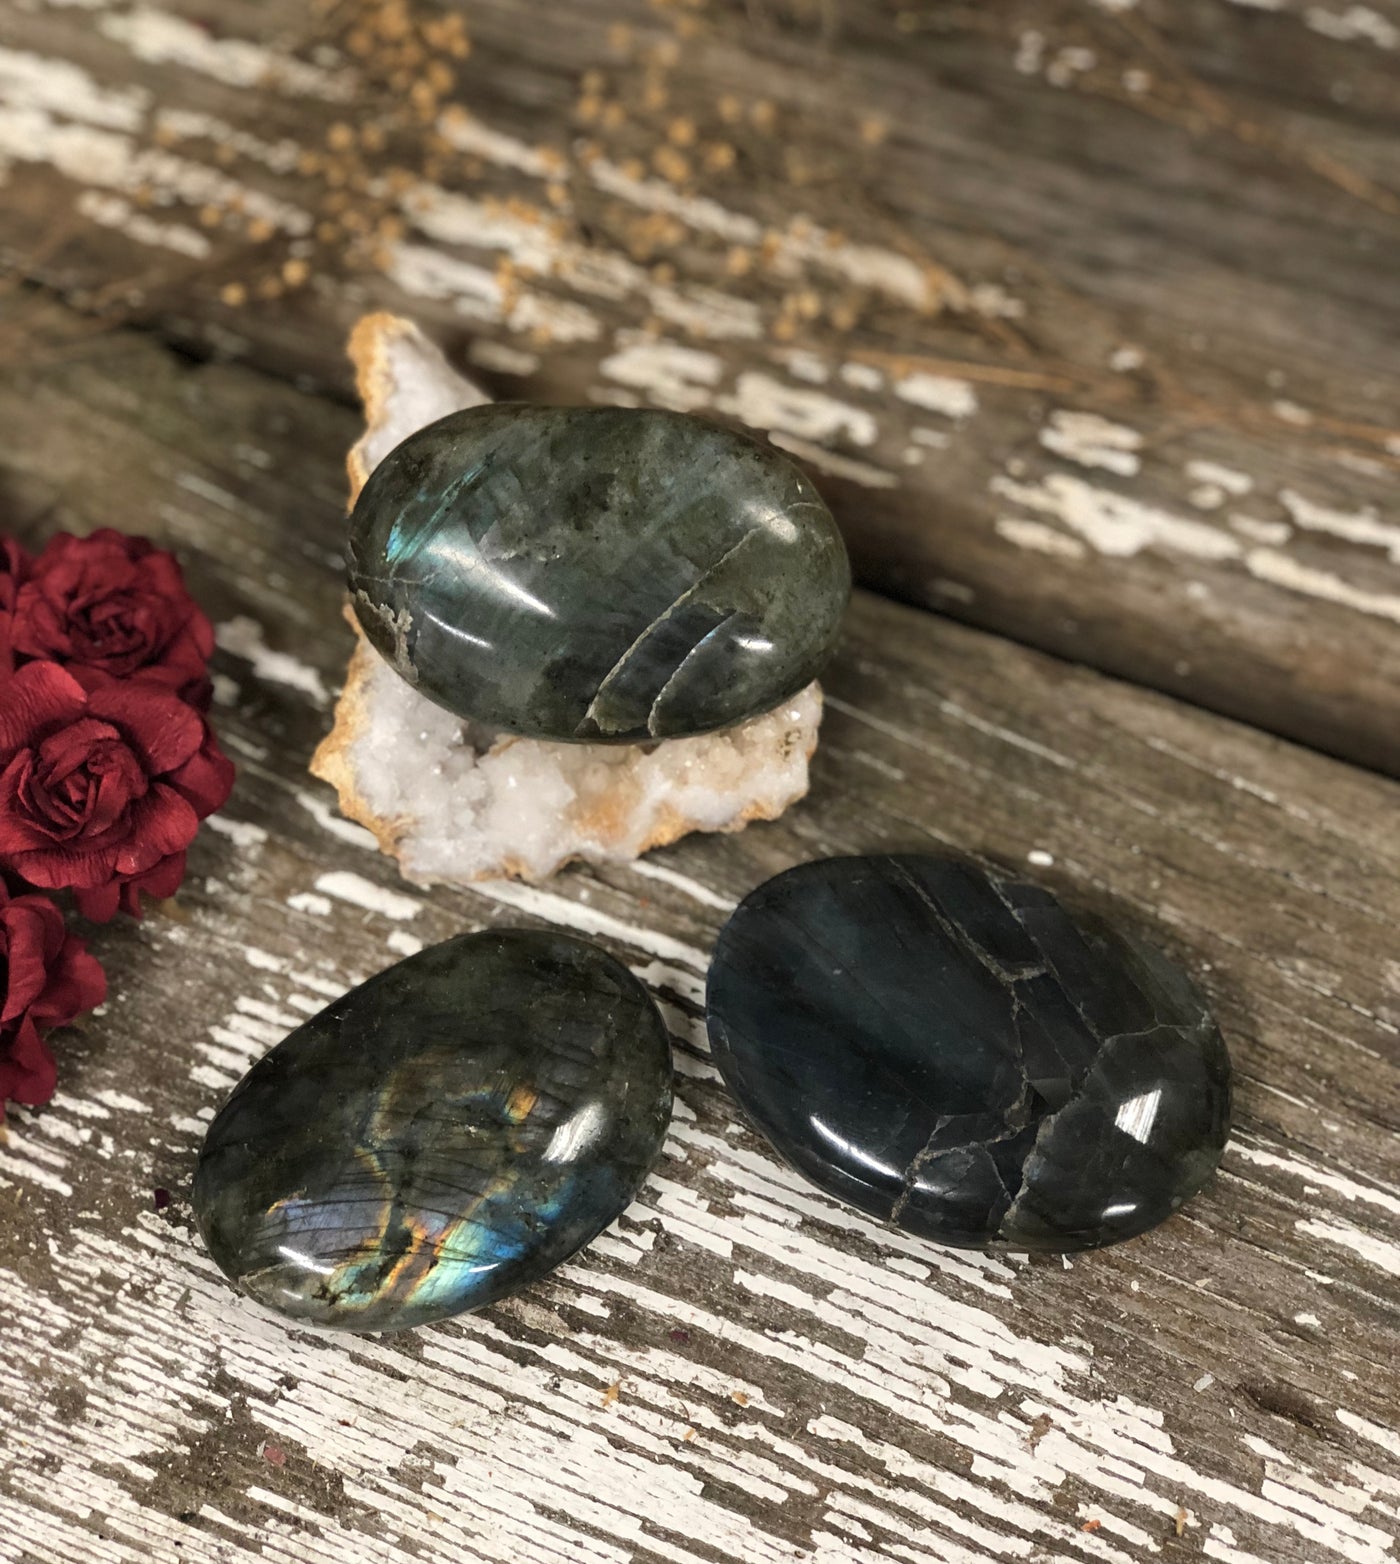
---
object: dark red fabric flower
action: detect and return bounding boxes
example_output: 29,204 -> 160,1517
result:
0,880 -> 106,1116
0,536 -> 30,675
12,529 -> 214,706
0,662 -> 234,921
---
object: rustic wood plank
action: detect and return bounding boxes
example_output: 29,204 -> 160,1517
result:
1,312 -> 1398,1564
1,0 -> 1399,774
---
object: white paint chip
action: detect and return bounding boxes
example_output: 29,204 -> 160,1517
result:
718,372 -> 879,447
296,789 -> 379,852
314,871 -> 422,921
1305,4 -> 1399,47
205,815 -> 268,850
894,372 -> 979,420
286,892 -> 333,916
1040,411 -> 1144,477
599,338 -> 723,412
216,617 -> 330,706
993,474 -> 1240,561
100,7 -> 353,98
0,45 -> 149,130
996,517 -> 1088,560
1186,461 -> 1253,496
1279,489 -> 1400,563
387,930 -> 425,957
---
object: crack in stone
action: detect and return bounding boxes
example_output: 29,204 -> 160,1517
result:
886,860 -> 1047,990
645,610 -> 742,737
579,529 -> 763,735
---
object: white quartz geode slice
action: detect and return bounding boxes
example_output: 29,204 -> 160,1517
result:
310,313 -> 823,884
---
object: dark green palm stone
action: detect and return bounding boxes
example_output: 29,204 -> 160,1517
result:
346,404 -> 851,742
192,930 -> 673,1333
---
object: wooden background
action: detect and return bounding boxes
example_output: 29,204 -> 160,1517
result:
1,2 -> 1398,1562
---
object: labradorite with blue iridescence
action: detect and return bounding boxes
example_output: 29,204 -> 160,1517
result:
347,404 -> 851,743
192,931 -> 673,1332
706,855 -> 1231,1253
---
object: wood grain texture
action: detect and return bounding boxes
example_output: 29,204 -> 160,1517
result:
1,315 -> 1398,1564
1,0 -> 1399,771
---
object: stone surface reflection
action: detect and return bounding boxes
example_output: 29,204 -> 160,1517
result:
347,405 -> 850,742
194,930 -> 673,1331
706,855 -> 1231,1252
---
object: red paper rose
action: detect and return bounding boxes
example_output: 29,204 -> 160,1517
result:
12,529 -> 214,706
0,662 -> 234,921
0,536 -> 29,674
0,880 -> 106,1116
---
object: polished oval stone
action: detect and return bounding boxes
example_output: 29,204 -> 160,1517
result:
706,855 -> 1231,1252
193,930 -> 673,1332
347,405 -> 851,742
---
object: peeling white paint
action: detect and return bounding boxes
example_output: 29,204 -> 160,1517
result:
1295,1216 -> 1400,1276
435,111 -> 559,177
313,871 -> 422,921
388,244 -> 601,345
717,373 -> 879,448
467,339 -> 541,377
894,372 -> 979,420
1234,1143 -> 1400,1218
1229,515 -> 1292,545
154,109 -> 303,176
215,617 -> 330,705
1305,4 -> 1399,46
1279,489 -> 1400,562
0,46 -> 147,130
995,517 -> 1089,560
840,362 -> 885,392
0,101 -> 311,238
74,189 -> 211,257
205,814 -> 269,851
599,338 -> 724,411
1246,548 -> 1400,625
993,474 -> 1241,561
1187,461 -> 1254,496
295,788 -> 379,852
629,859 -> 738,912
1040,411 -> 1144,477
100,7 -> 353,98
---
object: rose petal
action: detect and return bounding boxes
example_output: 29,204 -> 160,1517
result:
114,785 -> 201,872
0,661 -> 86,759
0,1015 -> 57,1110
31,932 -> 106,1026
0,897 -> 67,1024
80,675 -> 203,775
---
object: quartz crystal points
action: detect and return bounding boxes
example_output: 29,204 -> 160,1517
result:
347,404 -> 851,743
705,855 -> 1231,1252
194,930 -> 673,1331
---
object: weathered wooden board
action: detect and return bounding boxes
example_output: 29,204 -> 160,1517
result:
1,0 -> 1399,772
1,316 -> 1398,1564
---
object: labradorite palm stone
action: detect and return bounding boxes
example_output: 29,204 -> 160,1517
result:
347,404 -> 851,742
706,856 -> 1231,1253
193,930 -> 672,1332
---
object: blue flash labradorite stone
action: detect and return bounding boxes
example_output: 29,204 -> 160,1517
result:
706,855 -> 1231,1253
347,404 -> 851,742
193,930 -> 673,1332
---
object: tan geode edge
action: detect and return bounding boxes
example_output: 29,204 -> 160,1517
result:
308,311 -> 823,886
310,312 -> 464,866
